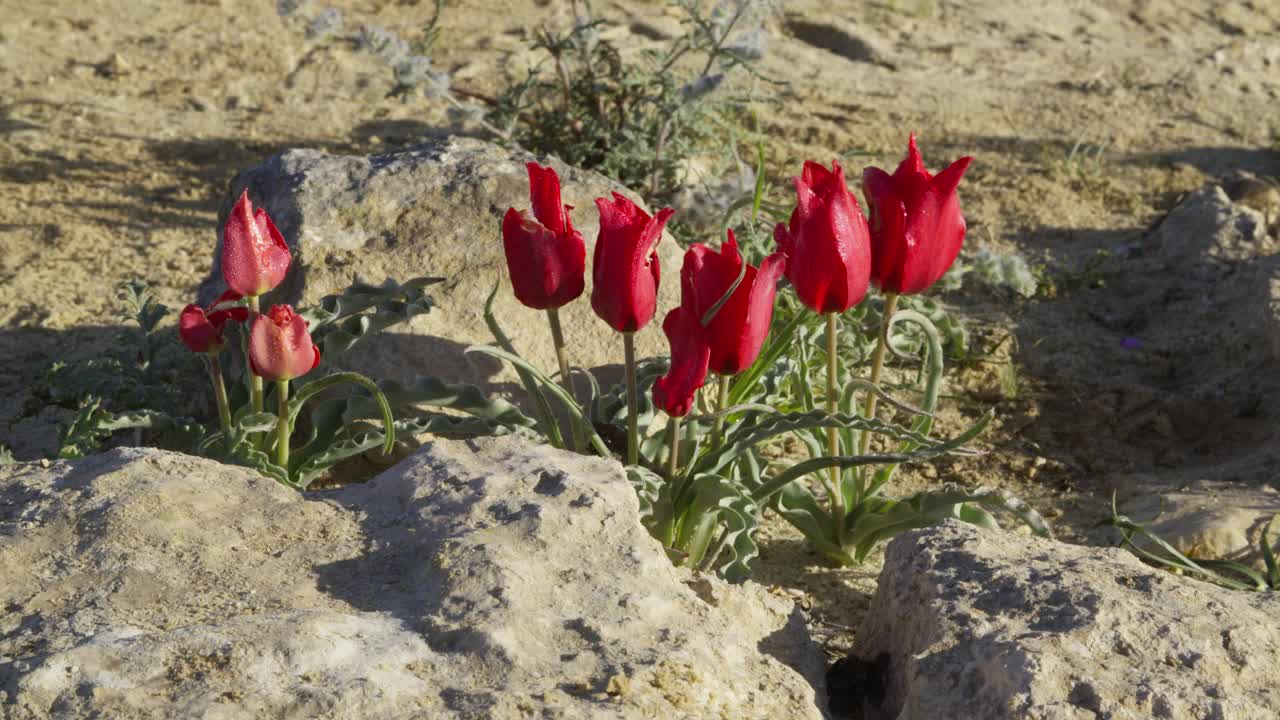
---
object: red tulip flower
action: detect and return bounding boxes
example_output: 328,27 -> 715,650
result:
222,190 -> 291,298
684,231 -> 786,375
248,305 -> 320,382
862,135 -> 973,295
652,280 -> 710,419
590,192 -> 675,333
773,160 -> 872,315
502,163 -> 586,310
179,290 -> 248,354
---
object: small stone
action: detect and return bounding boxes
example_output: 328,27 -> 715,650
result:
95,53 -> 129,78
605,673 -> 631,696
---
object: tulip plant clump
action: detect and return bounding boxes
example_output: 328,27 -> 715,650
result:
483,136 -> 1050,579
46,133 -> 1046,580
55,192 -> 537,489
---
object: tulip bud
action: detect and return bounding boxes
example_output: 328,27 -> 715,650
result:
685,231 -> 786,375
222,190 -> 291,298
862,135 -> 973,295
773,160 -> 872,314
591,192 -> 675,333
179,290 -> 248,354
248,304 -> 320,382
502,163 -> 587,310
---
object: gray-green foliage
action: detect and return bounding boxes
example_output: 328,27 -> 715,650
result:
937,247 -> 1039,299
279,0 -> 779,210
46,278 -> 533,489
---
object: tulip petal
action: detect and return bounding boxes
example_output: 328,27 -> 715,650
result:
526,162 -> 566,236
773,222 -> 793,258
652,305 -> 710,417
913,155 -> 972,291
740,249 -> 786,361
222,190 -> 292,297
864,137 -> 972,295
781,160 -> 872,314
863,165 -> 908,291
801,160 -> 835,189
249,305 -> 319,381
591,194 -> 671,332
179,305 -> 219,354
792,175 -> 818,221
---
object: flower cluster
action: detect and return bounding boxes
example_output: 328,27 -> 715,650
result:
178,191 -> 320,466
500,135 -> 971,464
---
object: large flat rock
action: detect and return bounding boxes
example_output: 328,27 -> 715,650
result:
852,521 -> 1280,720
0,440 -> 826,719
198,136 -> 684,390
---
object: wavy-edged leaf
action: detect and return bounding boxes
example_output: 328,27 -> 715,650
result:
773,482 -> 854,565
684,472 -> 760,582
316,300 -> 435,357
626,465 -> 760,582
865,307 -> 947,498
299,276 -> 443,330
223,438 -> 291,486
695,409 -> 981,479
338,375 -> 535,428
467,344 -> 611,457
58,401 -> 207,459
482,279 -> 563,448
1107,495 -> 1268,592
288,372 -> 397,466
293,413 -> 508,489
846,486 -> 1052,563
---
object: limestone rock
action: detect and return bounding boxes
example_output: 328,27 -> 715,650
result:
198,136 -> 683,391
0,440 -> 826,719
851,521 -> 1280,720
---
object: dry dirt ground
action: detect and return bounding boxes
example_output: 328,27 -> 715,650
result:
3,0 -> 1279,665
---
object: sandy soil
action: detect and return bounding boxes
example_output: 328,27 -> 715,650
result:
3,0 -> 1279,666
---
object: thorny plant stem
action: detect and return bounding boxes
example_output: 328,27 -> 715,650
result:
624,332 -> 639,466
276,380 -> 290,470
712,374 -> 730,449
206,354 -> 233,442
666,414 -> 681,484
860,293 -> 899,456
547,308 -> 585,453
826,312 -> 846,547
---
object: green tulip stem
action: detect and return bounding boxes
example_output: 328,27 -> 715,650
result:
276,379 -> 290,470
826,312 -> 846,544
623,331 -> 639,466
860,293 -> 899,455
547,307 -> 585,453
247,295 -> 264,416
205,354 -> 233,440
712,374 -> 730,449
666,414 -> 681,484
